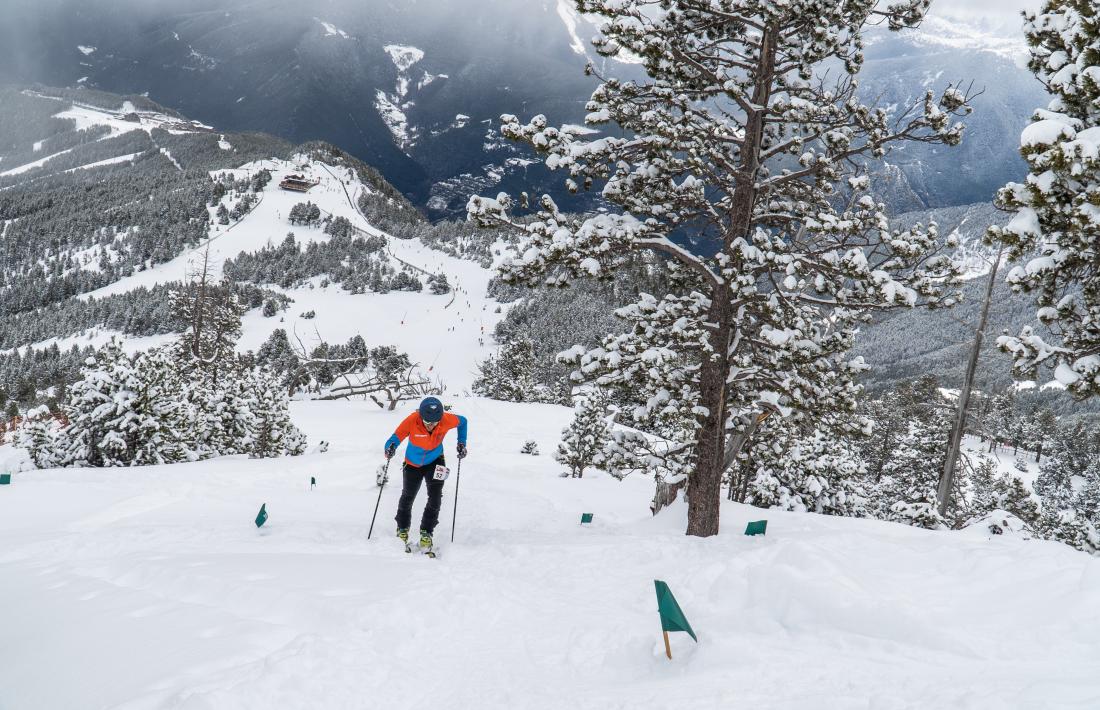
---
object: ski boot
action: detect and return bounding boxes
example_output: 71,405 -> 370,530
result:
397,527 -> 412,552
419,530 -> 437,557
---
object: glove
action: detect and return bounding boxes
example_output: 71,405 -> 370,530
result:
457,442 -> 467,459
385,443 -> 397,459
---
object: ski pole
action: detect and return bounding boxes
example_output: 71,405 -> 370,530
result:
367,457 -> 391,540
450,457 -> 463,543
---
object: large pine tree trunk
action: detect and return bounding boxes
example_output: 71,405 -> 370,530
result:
685,28 -> 776,537
686,303 -> 733,537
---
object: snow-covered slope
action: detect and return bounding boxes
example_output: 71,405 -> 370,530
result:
1,397 -> 1097,709
65,153 -> 504,391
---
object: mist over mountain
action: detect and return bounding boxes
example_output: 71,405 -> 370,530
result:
0,0 -> 1046,218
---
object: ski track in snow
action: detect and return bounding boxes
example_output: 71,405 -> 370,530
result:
1,398 -> 1099,709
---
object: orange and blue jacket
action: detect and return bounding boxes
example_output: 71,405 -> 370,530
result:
385,411 -> 468,467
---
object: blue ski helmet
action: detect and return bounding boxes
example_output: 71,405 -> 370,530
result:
419,397 -> 444,423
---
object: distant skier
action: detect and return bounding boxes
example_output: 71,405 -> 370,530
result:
384,397 -> 468,550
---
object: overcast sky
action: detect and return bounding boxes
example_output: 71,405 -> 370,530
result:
934,0 -> 1043,24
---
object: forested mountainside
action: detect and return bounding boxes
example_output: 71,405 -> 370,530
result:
0,85 -> 495,421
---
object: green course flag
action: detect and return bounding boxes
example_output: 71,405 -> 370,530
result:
255,503 -> 268,528
654,580 -> 697,658
745,520 -> 768,536
580,513 -> 594,524
0,473 -> 10,485
310,476 -> 316,489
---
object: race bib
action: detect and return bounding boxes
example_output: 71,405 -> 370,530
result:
433,465 -> 450,481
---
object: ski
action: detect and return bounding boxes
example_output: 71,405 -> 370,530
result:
403,538 -> 439,558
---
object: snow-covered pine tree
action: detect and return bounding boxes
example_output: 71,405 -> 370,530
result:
858,390 -> 908,484
53,339 -> 154,467
1072,457 -> 1100,524
54,340 -> 128,467
1034,407 -> 1058,463
469,0 -> 970,536
869,378 -> 957,529
125,345 -> 187,466
170,253 -> 245,387
968,455 -> 999,514
428,273 -> 452,295
1033,421 -> 1091,519
742,419 -> 868,517
45,342 -> 186,467
983,390 -> 1019,451
556,390 -> 611,478
472,337 -> 538,402
988,472 -> 1043,528
249,367 -> 307,458
18,405 -> 58,469
205,360 -> 256,457
991,1 -> 1100,396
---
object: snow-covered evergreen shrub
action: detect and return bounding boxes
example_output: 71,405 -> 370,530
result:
520,440 -> 539,456
250,367 -> 307,458
23,281 -> 307,468
556,391 -> 611,478
744,425 -> 867,517
862,377 -> 958,528
288,201 -> 321,227
428,273 -> 451,295
889,497 -> 948,531
389,271 -> 422,292
18,405 -> 59,469
473,337 -> 538,403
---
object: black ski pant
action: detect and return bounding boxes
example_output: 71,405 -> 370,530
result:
395,456 -> 446,534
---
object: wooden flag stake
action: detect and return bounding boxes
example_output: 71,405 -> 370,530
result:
663,630 -> 672,659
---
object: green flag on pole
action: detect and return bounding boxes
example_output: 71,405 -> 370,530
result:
580,513 -> 593,524
0,473 -> 10,485
745,520 -> 768,536
310,476 -> 316,490
255,503 -> 268,528
654,580 -> 697,658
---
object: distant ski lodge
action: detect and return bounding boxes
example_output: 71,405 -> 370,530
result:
279,174 -> 320,193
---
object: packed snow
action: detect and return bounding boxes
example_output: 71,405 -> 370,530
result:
1,397 -> 1098,709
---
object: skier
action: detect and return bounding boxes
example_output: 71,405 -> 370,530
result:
384,397 -> 468,550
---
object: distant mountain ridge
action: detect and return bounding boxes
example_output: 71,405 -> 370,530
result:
0,0 -> 1046,218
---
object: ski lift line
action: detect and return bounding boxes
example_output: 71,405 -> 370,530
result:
428,347 -> 443,372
